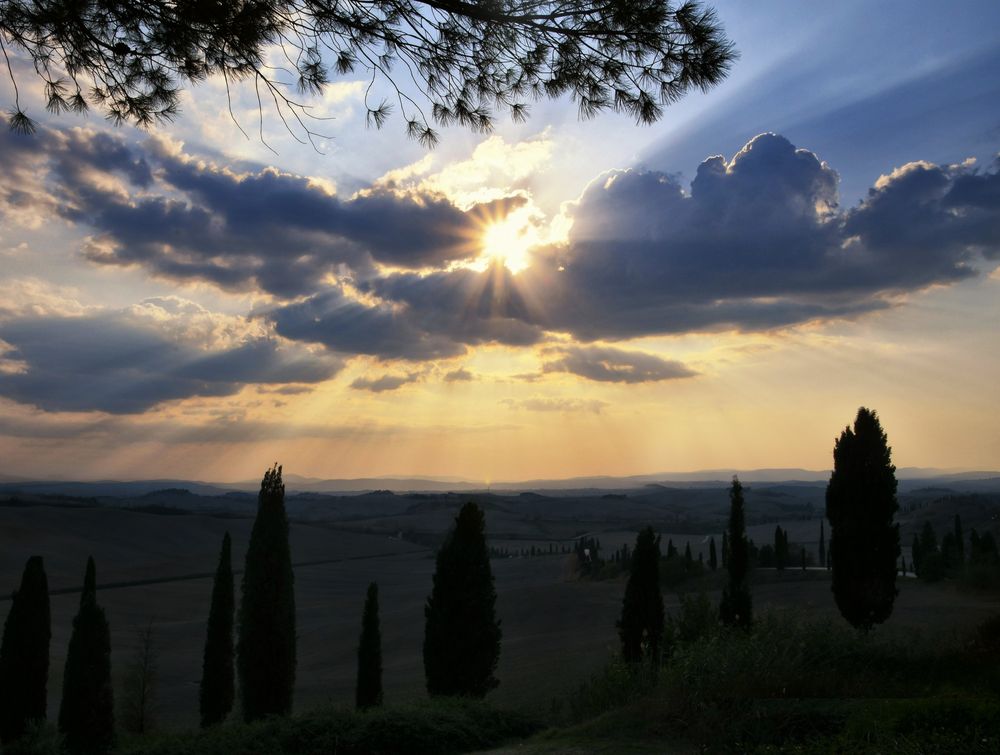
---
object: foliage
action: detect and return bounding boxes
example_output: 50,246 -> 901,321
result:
0,0 -> 736,143
618,526 -> 665,664
709,536 -> 718,571
424,502 -> 501,697
238,465 -> 296,721
200,532 -> 234,727
720,477 -> 752,628
120,621 -> 159,735
0,556 -> 51,745
663,591 -> 718,658
58,557 -> 115,755
826,407 -> 900,630
115,699 -> 540,755
660,552 -> 705,588
356,582 -> 383,709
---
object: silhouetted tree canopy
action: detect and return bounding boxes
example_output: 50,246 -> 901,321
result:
0,0 -> 736,141
618,526 -> 664,663
424,501 -> 501,697
59,557 -> 115,755
356,581 -> 383,709
0,556 -> 50,745
826,407 -> 900,631
719,476 -> 751,628
238,465 -> 296,721
200,532 -> 234,728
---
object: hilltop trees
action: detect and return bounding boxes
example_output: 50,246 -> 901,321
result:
424,502 -> 501,697
238,465 -> 296,721
59,557 -> 115,755
0,556 -> 50,745
826,407 -> 900,631
618,527 -> 665,663
0,0 -> 736,141
356,582 -> 383,709
200,532 -> 235,727
720,477 -> 752,628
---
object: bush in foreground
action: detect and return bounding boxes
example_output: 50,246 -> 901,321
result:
116,699 -> 540,755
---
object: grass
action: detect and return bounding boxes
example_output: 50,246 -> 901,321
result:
110,699 -> 540,755
532,606 -> 1000,754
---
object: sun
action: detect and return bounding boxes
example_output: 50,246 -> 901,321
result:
480,212 -> 535,274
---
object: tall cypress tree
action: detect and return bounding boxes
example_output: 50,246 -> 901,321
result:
58,557 -> 114,755
424,502 -> 501,697
238,465 -> 296,721
618,527 -> 665,663
774,526 -> 786,570
719,477 -> 752,628
200,532 -> 234,727
954,514 -> 965,567
708,537 -> 718,571
826,407 -> 900,631
0,556 -> 51,745
683,541 -> 693,570
356,582 -> 383,709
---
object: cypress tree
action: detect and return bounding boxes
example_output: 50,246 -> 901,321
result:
618,527 -> 665,663
0,556 -> 51,745
356,582 -> 383,709
954,514 -> 965,566
666,539 -> 677,559
818,521 -> 826,570
911,532 -> 922,575
826,407 -> 900,631
58,557 -> 114,755
238,465 -> 296,721
683,541 -> 693,570
708,537 -> 718,571
719,477 -> 752,628
774,526 -> 785,570
424,502 -> 501,697
801,547 -> 806,571
200,532 -> 234,727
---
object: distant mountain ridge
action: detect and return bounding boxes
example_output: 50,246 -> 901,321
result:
1,467 -> 998,497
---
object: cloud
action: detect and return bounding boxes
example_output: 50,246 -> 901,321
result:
0,303 -> 342,413
541,345 -> 696,383
443,367 -> 476,382
500,397 -> 609,414
0,127 -> 525,296
350,372 -> 421,392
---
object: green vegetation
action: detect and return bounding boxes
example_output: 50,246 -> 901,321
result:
58,557 -> 115,755
356,582 -> 383,709
720,477 -> 752,628
238,466 -> 296,721
115,699 -> 540,755
555,608 -> 1000,754
199,533 -> 234,728
826,407 -> 900,630
424,502 -> 502,698
0,556 -> 51,745
617,527 -> 664,664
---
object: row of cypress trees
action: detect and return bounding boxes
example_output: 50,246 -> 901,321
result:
615,406 -> 905,665
0,555 -> 115,753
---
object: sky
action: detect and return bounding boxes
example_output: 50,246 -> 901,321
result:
0,1 -> 998,482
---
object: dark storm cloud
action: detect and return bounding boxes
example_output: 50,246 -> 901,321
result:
0,312 -> 342,413
542,345 -> 696,383
0,127 -> 519,296
522,133 -> 999,339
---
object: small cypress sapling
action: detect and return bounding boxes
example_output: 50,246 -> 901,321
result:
0,556 -> 51,745
58,557 -> 115,755
356,582 -> 383,708
200,532 -> 234,727
911,533 -> 922,575
684,542 -> 693,570
708,537 -> 718,571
